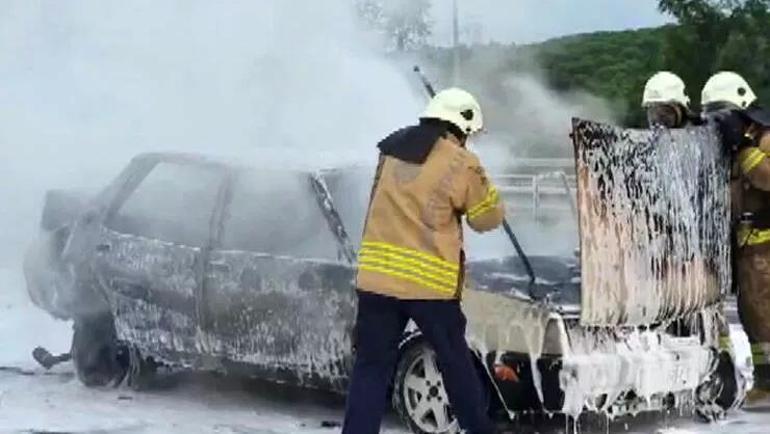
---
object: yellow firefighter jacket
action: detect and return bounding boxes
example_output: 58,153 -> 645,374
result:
355,132 -> 505,300
734,132 -> 770,246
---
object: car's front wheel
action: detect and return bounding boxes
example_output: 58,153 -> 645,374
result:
71,313 -> 127,387
695,350 -> 744,422
393,342 -> 462,434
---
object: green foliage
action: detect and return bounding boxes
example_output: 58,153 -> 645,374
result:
531,28 -> 667,127
658,0 -> 770,109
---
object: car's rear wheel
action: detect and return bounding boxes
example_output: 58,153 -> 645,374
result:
71,313 -> 127,387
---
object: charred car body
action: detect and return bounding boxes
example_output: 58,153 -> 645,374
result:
25,120 -> 747,433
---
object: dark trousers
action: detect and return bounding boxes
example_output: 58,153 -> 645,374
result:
342,290 -> 496,434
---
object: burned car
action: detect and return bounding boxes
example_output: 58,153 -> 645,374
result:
25,119 -> 747,434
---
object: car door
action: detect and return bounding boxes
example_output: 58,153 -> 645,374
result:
202,169 -> 356,391
93,159 -> 226,363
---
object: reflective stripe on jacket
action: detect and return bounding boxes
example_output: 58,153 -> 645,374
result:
358,241 -> 460,295
738,226 -> 770,246
355,134 -> 505,300
735,133 -> 770,247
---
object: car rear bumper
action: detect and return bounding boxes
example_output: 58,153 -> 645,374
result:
23,235 -> 75,320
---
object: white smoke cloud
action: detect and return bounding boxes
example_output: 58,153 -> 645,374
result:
460,72 -> 609,258
494,73 -> 616,157
0,0 -> 618,266
0,0 -> 421,265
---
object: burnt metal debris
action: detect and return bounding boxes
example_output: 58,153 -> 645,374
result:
572,119 -> 731,326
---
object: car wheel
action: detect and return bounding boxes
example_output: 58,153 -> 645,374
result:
393,342 -> 469,434
695,350 -> 743,422
71,313 -> 127,387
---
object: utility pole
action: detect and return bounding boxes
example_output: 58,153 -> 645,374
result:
452,0 -> 460,85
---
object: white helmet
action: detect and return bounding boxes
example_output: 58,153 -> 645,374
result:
421,88 -> 484,135
701,71 -> 757,110
642,71 -> 690,108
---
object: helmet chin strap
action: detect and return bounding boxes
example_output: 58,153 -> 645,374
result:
445,122 -> 467,144
674,105 -> 685,128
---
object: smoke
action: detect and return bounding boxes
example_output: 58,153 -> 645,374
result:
0,1 -> 621,278
485,73 -> 616,160
427,56 -> 616,258
489,73 -> 612,254
470,72 -> 611,258
0,0 -> 421,267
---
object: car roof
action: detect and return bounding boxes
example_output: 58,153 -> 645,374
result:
132,152 -> 373,179
132,152 -> 310,176
132,152 -> 246,172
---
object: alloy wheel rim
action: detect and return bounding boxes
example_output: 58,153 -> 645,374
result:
403,347 -> 458,433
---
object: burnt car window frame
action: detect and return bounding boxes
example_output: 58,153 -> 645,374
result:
103,157 -> 228,248
308,171 -> 356,263
318,166 -> 372,253
210,168 -> 353,263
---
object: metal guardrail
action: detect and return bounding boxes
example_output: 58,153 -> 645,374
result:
492,166 -> 577,220
495,174 -> 576,187
320,160 -> 579,220
507,158 -> 575,169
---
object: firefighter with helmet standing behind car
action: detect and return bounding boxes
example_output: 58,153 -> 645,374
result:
642,71 -> 693,129
702,71 -> 770,397
341,88 -> 504,434
642,70 -> 744,414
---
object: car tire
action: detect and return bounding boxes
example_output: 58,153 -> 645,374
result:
695,350 -> 743,422
392,341 -> 490,434
71,313 -> 127,387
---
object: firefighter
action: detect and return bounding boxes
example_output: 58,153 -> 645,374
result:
702,71 -> 770,394
639,71 -> 742,414
636,72 -> 693,273
640,70 -> 729,355
642,71 -> 692,128
342,88 -> 504,434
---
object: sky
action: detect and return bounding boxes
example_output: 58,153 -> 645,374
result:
0,0 -> 422,265
431,0 -> 672,45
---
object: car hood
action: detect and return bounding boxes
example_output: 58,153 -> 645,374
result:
467,255 -> 579,309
